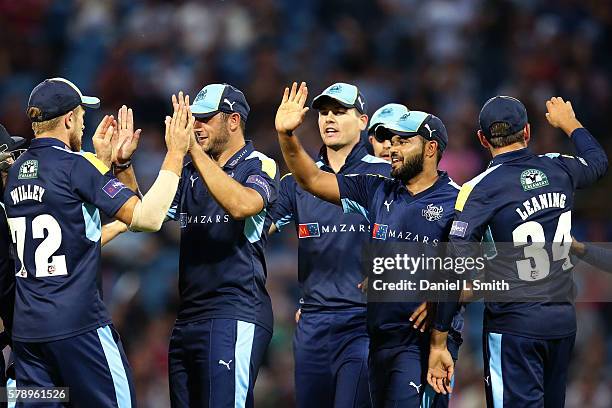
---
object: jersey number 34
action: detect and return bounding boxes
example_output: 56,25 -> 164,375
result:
512,210 -> 572,281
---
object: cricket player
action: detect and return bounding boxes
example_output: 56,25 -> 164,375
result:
166,84 -> 279,408
275,82 -> 464,407
366,103 -> 410,161
3,77 -> 192,407
269,82 -> 389,408
428,96 -> 608,408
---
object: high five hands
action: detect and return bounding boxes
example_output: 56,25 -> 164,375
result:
113,105 -> 142,165
275,82 -> 309,136
165,91 -> 194,156
92,105 -> 142,168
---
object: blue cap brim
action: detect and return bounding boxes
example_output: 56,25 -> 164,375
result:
375,126 -> 418,141
191,110 -> 219,120
81,96 -> 100,109
311,94 -> 355,110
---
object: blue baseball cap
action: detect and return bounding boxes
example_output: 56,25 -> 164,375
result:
311,82 -> 367,114
0,124 -> 26,152
479,96 -> 528,139
190,83 -> 250,122
368,103 -> 410,137
27,78 -> 100,122
375,111 -> 449,152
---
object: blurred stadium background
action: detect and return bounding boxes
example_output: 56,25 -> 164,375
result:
1,0 -> 611,406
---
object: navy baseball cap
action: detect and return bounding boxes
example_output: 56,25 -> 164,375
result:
375,111 -> 449,152
27,77 -> 100,122
190,83 -> 250,122
311,82 -> 367,114
0,124 -> 26,153
0,124 -> 28,171
479,96 -> 528,138
368,103 -> 410,137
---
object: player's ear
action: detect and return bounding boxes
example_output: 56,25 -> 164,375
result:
228,112 -> 241,132
358,114 -> 368,131
63,111 -> 73,129
524,123 -> 530,144
477,130 -> 490,149
427,140 -> 438,160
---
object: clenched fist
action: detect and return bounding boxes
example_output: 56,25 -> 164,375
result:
545,97 -> 582,137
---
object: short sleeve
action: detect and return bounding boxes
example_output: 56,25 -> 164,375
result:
450,183 -> 492,245
269,173 -> 297,231
242,154 -> 279,209
71,152 -> 136,217
336,174 -> 385,221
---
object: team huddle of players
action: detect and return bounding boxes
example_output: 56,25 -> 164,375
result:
0,77 -> 607,408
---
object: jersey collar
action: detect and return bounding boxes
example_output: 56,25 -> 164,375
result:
398,170 -> 450,199
317,142 -> 370,174
223,140 -> 254,170
489,147 -> 533,166
28,137 -> 70,150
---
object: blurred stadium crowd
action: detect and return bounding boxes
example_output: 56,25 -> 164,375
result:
1,0 -> 611,406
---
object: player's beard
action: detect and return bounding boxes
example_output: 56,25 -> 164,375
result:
68,128 -> 82,152
205,124 -> 231,159
391,144 -> 425,184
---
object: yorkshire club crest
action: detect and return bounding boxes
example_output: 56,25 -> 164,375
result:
422,204 -> 443,222
18,159 -> 38,179
520,169 -> 549,191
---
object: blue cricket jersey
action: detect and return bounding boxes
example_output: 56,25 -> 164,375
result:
3,138 -> 136,342
448,128 -> 607,339
168,141 -> 278,332
270,143 -> 390,311
336,170 -> 464,349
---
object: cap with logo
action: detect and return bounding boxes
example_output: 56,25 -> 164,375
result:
190,83 -> 250,122
311,82 -> 367,115
479,95 -> 528,139
375,111 -> 448,152
27,78 -> 100,122
368,103 -> 410,137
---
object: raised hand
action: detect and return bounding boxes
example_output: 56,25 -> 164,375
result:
172,93 -> 197,152
545,96 -> 582,136
165,91 -> 194,156
275,82 -> 309,135
92,115 -> 114,168
112,105 -> 142,165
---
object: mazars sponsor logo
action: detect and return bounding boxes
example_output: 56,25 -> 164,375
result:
298,222 -> 371,238
179,213 -> 231,228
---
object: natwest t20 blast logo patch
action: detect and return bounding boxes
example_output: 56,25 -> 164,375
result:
520,169 -> 549,191
18,160 -> 38,179
102,178 -> 127,198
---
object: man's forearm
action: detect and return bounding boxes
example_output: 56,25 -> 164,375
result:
101,221 -> 128,246
430,329 -> 448,349
278,131 -> 324,192
115,166 -> 140,195
278,131 -> 340,204
190,147 -> 262,219
578,242 -> 612,273
570,128 -> 608,178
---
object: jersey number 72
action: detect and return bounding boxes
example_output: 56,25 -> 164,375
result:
8,215 -> 68,278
